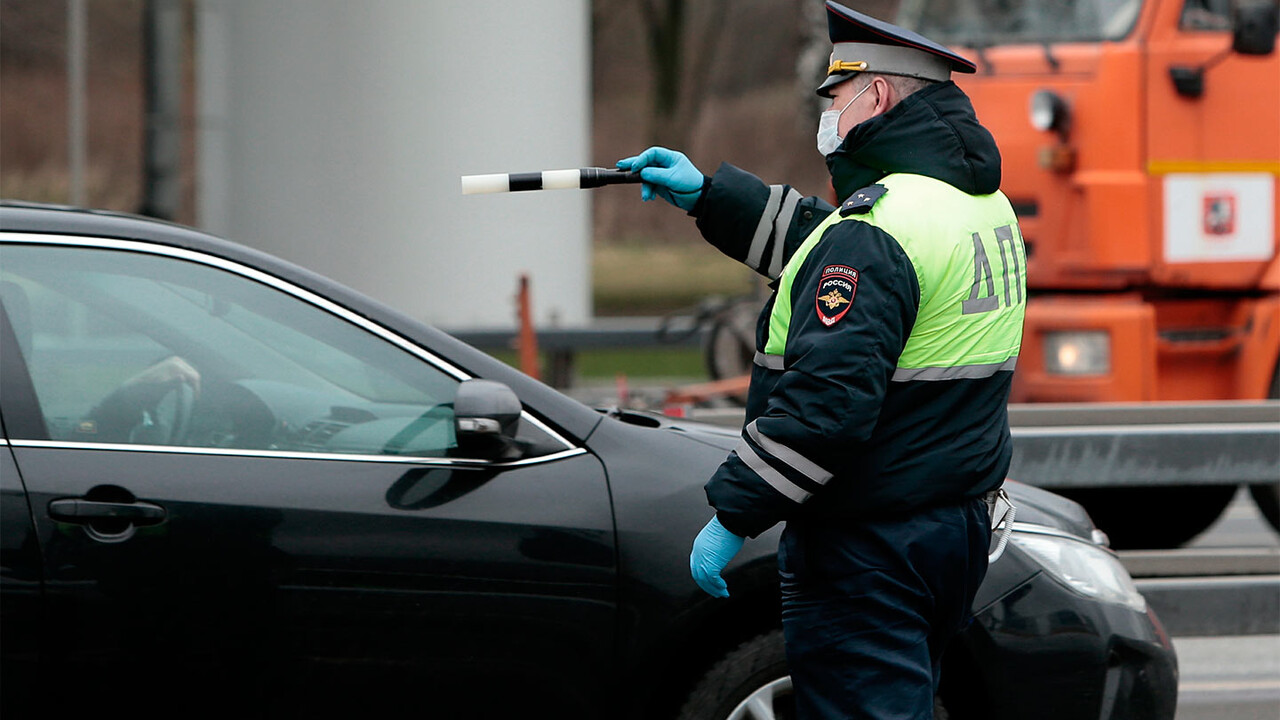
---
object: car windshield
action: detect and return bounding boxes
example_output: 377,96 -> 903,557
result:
893,0 -> 1143,45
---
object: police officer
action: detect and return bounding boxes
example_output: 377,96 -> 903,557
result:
617,3 -> 1026,718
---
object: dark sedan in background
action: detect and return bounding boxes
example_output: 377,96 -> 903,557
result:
0,203 -> 1175,718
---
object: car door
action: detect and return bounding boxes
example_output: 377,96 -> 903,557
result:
0,423 -> 42,716
0,235 -> 616,714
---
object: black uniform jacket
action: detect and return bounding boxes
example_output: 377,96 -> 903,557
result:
693,81 -> 1014,539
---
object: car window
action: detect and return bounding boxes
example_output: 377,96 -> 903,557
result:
1,243 -> 474,458
1180,0 -> 1232,30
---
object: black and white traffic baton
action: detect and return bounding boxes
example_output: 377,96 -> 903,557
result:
461,167 -> 642,195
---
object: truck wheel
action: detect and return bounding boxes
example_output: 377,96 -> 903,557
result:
1060,486 -> 1236,549
1247,365 -> 1280,535
1249,363 -> 1280,532
1250,484 -> 1280,534
676,630 -> 793,720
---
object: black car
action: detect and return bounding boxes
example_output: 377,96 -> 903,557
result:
0,203 -> 1176,718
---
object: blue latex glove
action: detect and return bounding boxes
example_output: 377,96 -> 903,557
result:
690,515 -> 745,598
616,147 -> 706,211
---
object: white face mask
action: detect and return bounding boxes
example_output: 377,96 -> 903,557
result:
816,81 -> 873,157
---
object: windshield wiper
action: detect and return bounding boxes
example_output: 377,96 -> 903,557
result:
972,39 -> 992,74
1042,42 -> 1061,72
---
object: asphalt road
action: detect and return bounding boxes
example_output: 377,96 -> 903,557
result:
1175,489 -> 1279,720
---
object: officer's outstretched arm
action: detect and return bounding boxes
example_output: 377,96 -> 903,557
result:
693,164 -> 834,281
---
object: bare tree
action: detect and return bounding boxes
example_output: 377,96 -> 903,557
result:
636,0 -> 685,143
634,0 -> 729,146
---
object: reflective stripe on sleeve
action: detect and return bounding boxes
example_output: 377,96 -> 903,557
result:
767,189 -> 802,279
734,440 -> 812,503
746,185 -> 784,273
891,357 -> 1017,382
746,420 -> 832,487
753,352 -> 785,370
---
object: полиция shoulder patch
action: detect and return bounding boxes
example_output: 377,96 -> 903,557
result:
816,264 -> 859,326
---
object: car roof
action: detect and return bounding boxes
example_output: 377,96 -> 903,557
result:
1,201 -> 314,272
0,201 -> 603,442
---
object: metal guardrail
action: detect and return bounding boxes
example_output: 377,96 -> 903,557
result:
687,402 -> 1279,490
1006,402 -> 1279,489
1121,549 -> 1280,636
1136,575 -> 1280,637
1120,548 -> 1280,577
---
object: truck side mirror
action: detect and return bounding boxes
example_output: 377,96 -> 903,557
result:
1172,1 -> 1277,97
1233,1 -> 1279,55
453,379 -> 523,460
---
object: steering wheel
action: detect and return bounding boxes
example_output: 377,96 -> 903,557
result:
164,379 -> 196,445
129,379 -> 195,446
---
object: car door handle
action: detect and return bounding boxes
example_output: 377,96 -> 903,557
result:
48,498 -> 167,526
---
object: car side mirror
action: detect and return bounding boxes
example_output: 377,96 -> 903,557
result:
1233,1 -> 1278,56
453,379 -> 523,460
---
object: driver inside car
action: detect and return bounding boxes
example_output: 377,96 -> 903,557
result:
76,355 -> 202,444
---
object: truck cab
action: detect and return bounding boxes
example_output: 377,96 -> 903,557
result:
896,0 -> 1279,403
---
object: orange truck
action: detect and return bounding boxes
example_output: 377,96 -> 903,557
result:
895,0 -> 1280,546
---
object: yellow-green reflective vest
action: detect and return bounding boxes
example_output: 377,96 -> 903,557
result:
765,173 -> 1026,380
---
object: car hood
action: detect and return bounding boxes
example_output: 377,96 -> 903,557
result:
598,408 -> 741,451
605,408 -> 1100,544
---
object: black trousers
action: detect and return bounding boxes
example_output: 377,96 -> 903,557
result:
779,498 -> 992,720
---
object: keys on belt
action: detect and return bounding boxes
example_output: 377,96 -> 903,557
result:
984,488 -> 1016,563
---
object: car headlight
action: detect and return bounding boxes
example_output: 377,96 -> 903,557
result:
1012,532 -> 1147,612
1043,331 -> 1110,375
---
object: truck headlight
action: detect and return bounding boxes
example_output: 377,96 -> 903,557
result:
1029,89 -> 1070,135
1044,331 -> 1109,375
1012,532 -> 1147,612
